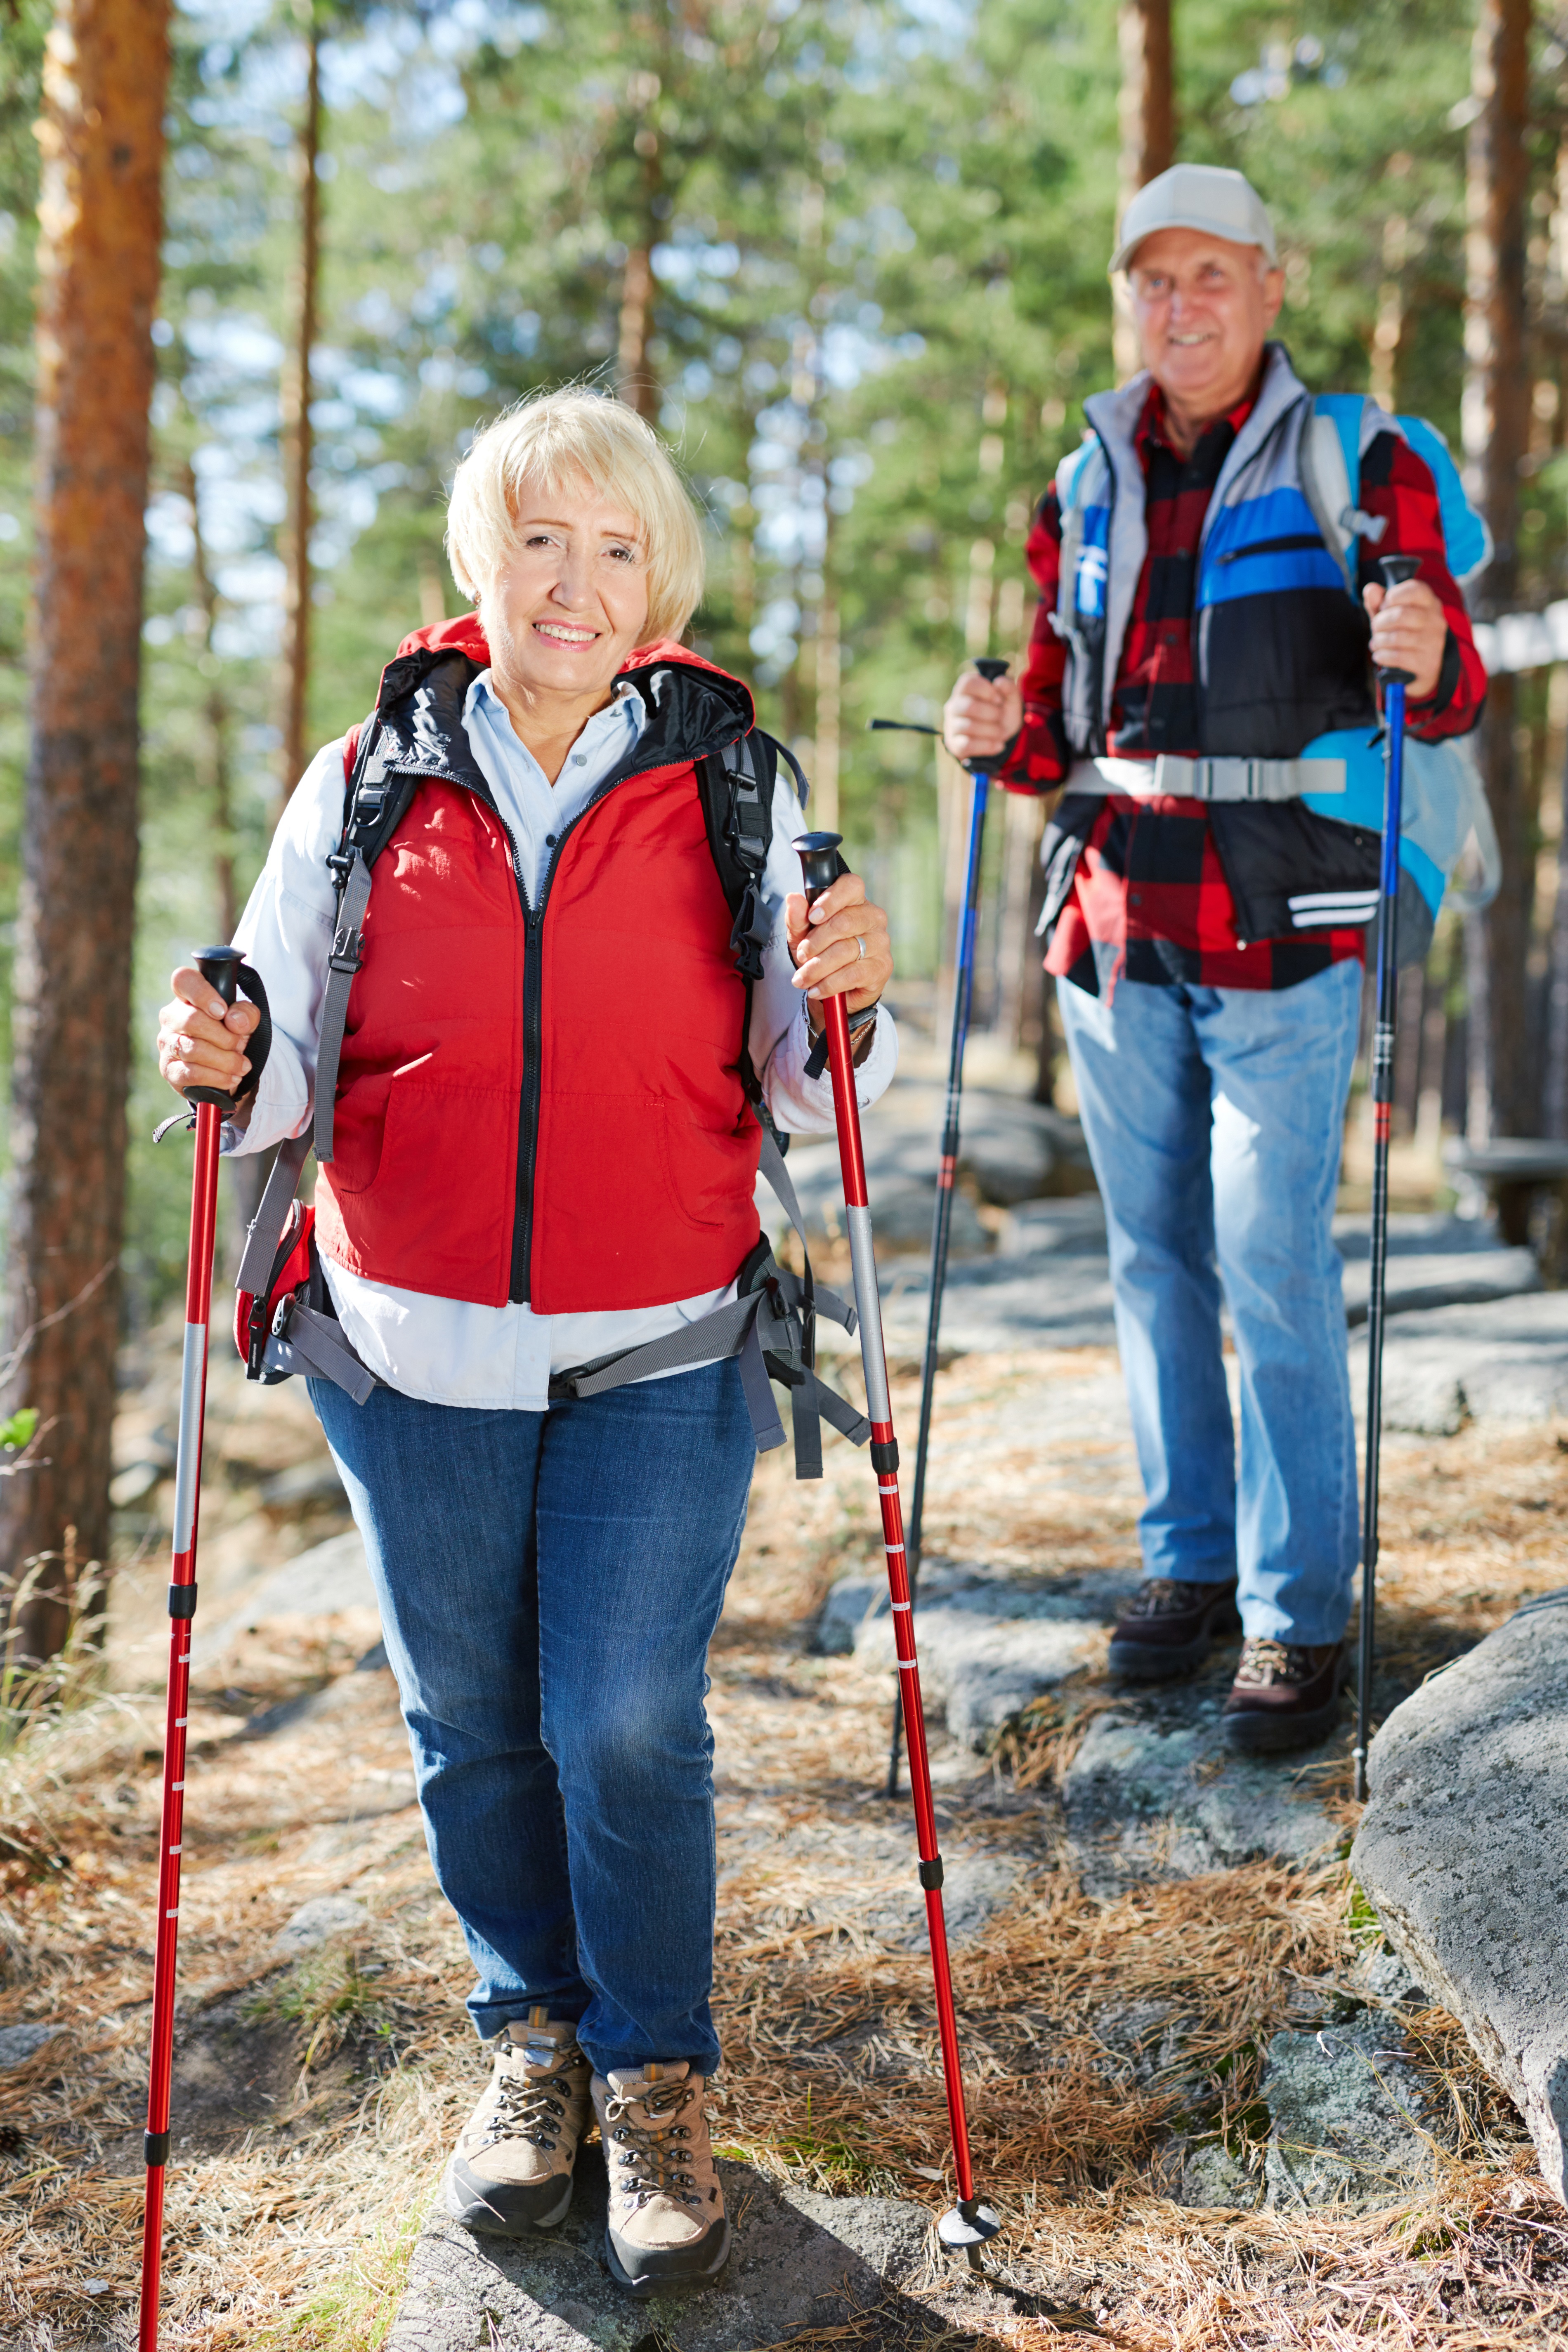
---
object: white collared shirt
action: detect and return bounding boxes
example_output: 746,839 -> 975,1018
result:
226,671 -> 896,1409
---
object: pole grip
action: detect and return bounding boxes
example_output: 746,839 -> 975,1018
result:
972,657 -> 1008,682
1375,554 -> 1421,686
185,945 -> 245,1114
796,829 -> 843,904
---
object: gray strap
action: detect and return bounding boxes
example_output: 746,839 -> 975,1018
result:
798,1367 -> 871,1447
757,1125 -> 810,1259
1067,753 -> 1347,804
236,1130 -> 313,1296
737,1315 -> 786,1452
267,1303 -> 378,1406
315,850 -> 373,1163
565,1291 -> 765,1399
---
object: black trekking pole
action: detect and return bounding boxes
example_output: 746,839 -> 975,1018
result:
141,947 -> 243,2352
869,656 -> 1010,1797
1353,553 -> 1420,1805
795,829 -> 1001,2271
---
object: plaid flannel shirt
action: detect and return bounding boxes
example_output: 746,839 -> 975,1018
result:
1002,381 -> 1487,993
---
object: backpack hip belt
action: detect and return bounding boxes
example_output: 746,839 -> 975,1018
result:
1068,753 -> 1348,803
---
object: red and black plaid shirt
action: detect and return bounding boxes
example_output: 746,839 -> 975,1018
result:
1003,380 -> 1487,992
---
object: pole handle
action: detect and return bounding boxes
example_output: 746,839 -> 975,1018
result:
1374,554 -> 1421,686
795,829 -> 844,904
972,657 -> 1008,682
184,945 -> 244,1115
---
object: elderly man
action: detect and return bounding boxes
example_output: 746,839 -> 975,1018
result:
945,164 -> 1485,1754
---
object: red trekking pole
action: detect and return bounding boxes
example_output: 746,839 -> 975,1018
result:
794,833 -> 1000,2267
139,945 -> 242,2352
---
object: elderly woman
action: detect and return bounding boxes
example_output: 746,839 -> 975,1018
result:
156,391 -> 895,2294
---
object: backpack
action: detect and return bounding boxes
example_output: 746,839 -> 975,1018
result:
231,710 -> 868,1481
1299,394 -> 1500,956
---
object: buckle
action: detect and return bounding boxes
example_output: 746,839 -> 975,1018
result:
329,924 -> 363,975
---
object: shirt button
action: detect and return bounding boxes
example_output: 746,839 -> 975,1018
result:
572,753 -> 587,765
545,833 -> 557,847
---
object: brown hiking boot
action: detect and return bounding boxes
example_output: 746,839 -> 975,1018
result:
1223,1637 -> 1347,1754
444,2008 -> 591,2236
1108,1577 -> 1241,1680
592,2062 -> 730,2294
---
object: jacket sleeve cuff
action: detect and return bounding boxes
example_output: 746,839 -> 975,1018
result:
1407,627 -> 1462,719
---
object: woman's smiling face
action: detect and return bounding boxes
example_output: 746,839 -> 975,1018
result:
483,473 -> 654,706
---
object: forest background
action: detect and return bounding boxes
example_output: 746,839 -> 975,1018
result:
0,0 -> 1559,1639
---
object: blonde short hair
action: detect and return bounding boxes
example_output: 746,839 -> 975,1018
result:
445,390 -> 706,643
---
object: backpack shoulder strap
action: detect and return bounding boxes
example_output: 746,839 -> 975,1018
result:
315,714 -> 423,1163
1052,435 -> 1107,645
1302,393 -> 1397,598
696,725 -> 794,1119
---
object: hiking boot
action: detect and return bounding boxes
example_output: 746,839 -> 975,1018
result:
592,2061 -> 730,2294
444,2008 -> 591,2236
1108,1577 -> 1241,1680
1222,1638 -> 1347,1754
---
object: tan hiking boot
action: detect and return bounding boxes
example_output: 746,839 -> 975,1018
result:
591,2061 -> 730,2293
444,2008 -> 591,2236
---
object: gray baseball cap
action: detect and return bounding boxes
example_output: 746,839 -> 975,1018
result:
1110,163 -> 1277,276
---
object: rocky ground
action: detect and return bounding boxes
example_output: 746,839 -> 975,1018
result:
5,1067 -> 1568,2349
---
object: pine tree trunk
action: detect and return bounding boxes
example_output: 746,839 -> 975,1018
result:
184,458 -> 236,943
0,0 -> 172,1661
1462,0 -> 1535,1138
278,11 -> 322,805
617,244 -> 660,423
1113,0 -> 1175,378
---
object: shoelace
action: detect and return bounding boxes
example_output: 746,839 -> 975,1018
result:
483,2052 -> 583,2152
603,2076 -> 703,2208
1234,1637 -> 1301,1687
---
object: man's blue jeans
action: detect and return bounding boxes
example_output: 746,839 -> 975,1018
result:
1056,960 -> 1362,1644
310,1359 -> 754,2079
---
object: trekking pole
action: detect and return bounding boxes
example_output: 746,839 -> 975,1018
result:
869,657 -> 1009,1798
794,830 -> 1001,2269
139,946 -> 243,2352
1353,554 -> 1420,1807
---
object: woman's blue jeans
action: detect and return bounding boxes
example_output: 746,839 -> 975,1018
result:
310,1359 -> 755,2078
1057,960 -> 1362,1646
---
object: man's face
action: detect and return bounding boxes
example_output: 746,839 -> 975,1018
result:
1125,227 -> 1285,413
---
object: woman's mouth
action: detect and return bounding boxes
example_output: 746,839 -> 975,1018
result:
534,621 -> 600,646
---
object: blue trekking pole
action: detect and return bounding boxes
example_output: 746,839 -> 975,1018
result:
869,656 -> 1010,1797
1354,552 -> 1420,1805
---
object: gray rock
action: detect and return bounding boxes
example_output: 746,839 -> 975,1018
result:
1354,1946 -> 1427,2009
193,1529 -> 378,1666
109,1461 -> 163,1509
1351,1290 -> 1568,1431
387,2160 -> 966,2352
1064,1705 -> 1340,1894
1351,1589 -> 1568,2204
260,1457 -> 348,1511
273,1894 -> 368,1955
1261,2019 -> 1437,2209
0,2021 -> 64,2071
829,1563 -> 1128,1750
1178,2138 -> 1260,2210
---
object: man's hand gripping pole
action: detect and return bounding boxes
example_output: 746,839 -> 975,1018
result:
794,831 -> 1001,2269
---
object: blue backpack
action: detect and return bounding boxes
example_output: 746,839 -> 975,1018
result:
1300,394 -> 1498,961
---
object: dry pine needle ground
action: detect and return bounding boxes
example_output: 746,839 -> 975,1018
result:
1,1346 -> 1566,2347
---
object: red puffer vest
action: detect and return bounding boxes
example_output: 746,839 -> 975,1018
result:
312,618 -> 765,1314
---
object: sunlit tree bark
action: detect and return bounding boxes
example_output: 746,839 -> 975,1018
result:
1462,0 -> 1534,1139
278,4 -> 322,804
1112,0 -> 1174,380
0,0 -> 173,1662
